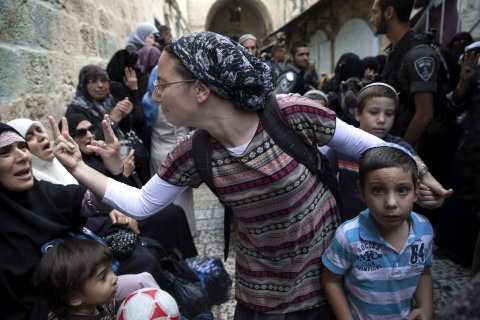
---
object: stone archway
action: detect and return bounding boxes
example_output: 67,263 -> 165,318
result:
334,18 -> 379,64
309,29 -> 332,75
205,0 -> 272,42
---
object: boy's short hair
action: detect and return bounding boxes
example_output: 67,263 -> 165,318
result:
356,82 -> 399,113
33,238 -> 113,318
359,144 -> 418,188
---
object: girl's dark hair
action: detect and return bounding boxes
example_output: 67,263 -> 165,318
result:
359,146 -> 418,188
33,238 -> 113,318
163,45 -> 196,80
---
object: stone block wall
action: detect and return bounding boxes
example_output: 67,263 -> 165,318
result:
0,0 -> 166,124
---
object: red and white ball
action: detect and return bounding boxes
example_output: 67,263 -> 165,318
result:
116,287 -> 180,320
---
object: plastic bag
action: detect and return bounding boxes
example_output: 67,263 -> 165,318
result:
161,257 -> 211,318
185,256 -> 232,305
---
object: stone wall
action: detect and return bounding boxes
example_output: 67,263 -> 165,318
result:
0,0 -> 167,123
1,0 -> 478,125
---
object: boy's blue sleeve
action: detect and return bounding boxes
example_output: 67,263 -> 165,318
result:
322,224 -> 354,275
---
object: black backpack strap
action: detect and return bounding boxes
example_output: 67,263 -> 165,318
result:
259,94 -> 344,215
192,129 -> 232,261
192,129 -> 215,191
259,94 -> 318,173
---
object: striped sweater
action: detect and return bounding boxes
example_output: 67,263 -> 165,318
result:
159,95 -> 341,313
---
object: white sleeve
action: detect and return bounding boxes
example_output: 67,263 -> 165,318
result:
103,174 -> 188,219
326,117 -> 384,158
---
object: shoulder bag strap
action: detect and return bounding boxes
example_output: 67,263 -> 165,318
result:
259,94 -> 318,173
192,129 -> 232,261
259,94 -> 344,216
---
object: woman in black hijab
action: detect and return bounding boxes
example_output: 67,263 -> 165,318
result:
0,122 -> 166,320
65,65 -> 134,141
106,49 -> 148,145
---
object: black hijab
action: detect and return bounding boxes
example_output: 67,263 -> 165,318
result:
0,123 -> 87,319
66,65 -> 119,140
106,49 -> 139,83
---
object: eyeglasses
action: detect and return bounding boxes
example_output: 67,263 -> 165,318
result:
74,125 -> 95,138
153,79 -> 196,94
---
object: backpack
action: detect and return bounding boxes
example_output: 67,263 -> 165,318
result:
338,77 -> 366,124
192,94 -> 342,260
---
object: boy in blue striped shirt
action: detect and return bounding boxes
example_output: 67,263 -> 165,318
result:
322,144 -> 434,320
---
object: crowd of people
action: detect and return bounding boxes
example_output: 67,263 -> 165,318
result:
1,0 -> 479,319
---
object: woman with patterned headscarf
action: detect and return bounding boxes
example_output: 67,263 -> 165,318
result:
50,31 -> 451,319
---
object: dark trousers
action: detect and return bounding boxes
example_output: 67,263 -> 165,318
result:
234,303 -> 335,320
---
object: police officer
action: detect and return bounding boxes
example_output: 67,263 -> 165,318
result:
373,0 -> 439,144
274,41 -> 319,95
264,44 -> 287,84
372,0 -> 453,227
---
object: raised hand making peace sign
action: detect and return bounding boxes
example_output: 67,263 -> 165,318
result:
48,114 -> 124,198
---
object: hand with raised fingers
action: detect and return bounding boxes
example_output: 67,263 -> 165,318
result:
123,67 -> 138,90
48,116 -> 84,172
86,114 -> 124,175
122,149 -> 135,178
459,51 -> 479,82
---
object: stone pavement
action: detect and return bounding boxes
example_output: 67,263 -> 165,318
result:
192,185 -> 471,319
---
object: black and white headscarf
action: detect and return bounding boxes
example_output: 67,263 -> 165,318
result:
170,31 -> 273,111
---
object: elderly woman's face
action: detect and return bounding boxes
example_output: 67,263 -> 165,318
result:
25,124 -> 54,161
0,140 -> 34,191
86,76 -> 110,101
73,120 -> 96,155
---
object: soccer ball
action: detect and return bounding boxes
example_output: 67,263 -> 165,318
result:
116,287 -> 180,320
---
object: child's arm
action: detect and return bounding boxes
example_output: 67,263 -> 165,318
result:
406,267 -> 434,320
322,268 -> 354,320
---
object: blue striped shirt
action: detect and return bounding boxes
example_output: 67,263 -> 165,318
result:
322,209 -> 433,319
